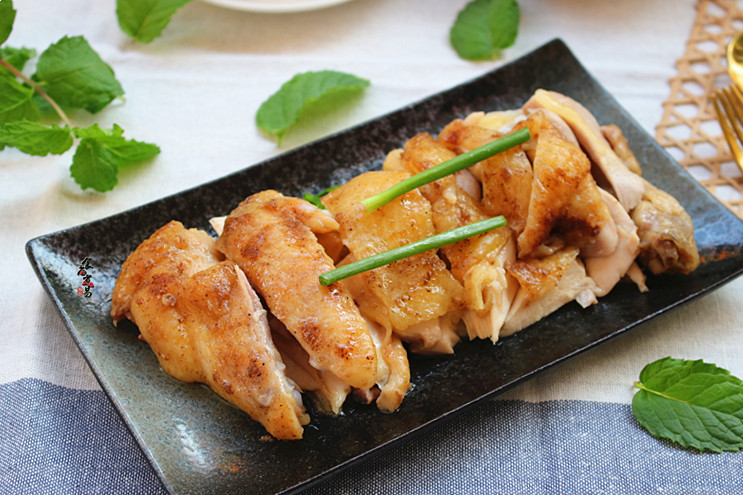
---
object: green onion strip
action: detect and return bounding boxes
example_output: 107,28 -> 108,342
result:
318,215 -> 506,286
361,126 -> 530,212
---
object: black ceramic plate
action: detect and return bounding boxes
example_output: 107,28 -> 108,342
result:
27,39 -> 743,495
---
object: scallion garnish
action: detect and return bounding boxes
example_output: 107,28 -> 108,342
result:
360,127 -> 530,212
318,215 -> 506,286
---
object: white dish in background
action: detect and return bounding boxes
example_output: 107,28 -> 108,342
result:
201,0 -> 355,13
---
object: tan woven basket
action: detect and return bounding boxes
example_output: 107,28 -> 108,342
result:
655,0 -> 743,218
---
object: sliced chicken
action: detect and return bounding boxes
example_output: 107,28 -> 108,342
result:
110,221 -> 308,440
394,132 -> 517,342
503,247 -> 597,336
516,114 -> 618,259
597,121 -> 700,275
269,320 -> 349,416
584,189 -> 640,296
601,124 -> 642,175
438,118 -> 533,235
524,89 -> 646,211
216,190 -> 379,390
631,182 -> 700,274
322,171 -> 464,351
365,319 -> 411,412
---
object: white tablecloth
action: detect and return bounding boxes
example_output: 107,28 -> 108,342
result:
3,0 -> 742,493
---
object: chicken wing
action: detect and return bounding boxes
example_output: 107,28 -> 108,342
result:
216,190 -> 380,390
110,221 -> 308,440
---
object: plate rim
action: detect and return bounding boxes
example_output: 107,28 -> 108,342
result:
200,0 -> 355,13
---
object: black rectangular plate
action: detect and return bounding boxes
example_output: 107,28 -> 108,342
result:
26,39 -> 743,495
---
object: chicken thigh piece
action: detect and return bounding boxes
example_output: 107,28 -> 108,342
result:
524,89 -> 647,211
322,170 -> 464,351
632,182 -> 700,275
111,221 -> 308,440
503,247 -> 597,336
392,132 -> 517,342
216,190 -> 380,391
517,114 -> 618,260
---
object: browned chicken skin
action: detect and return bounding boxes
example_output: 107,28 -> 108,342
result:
111,89 -> 701,440
322,171 -> 464,347
111,221 -> 308,440
216,190 -> 380,391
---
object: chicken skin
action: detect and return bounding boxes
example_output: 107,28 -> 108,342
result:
388,132 -> 517,342
216,190 -> 380,390
111,221 -> 308,440
322,171 -> 464,352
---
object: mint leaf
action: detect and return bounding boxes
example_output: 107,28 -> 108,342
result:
0,121 -> 72,155
256,70 -> 370,143
34,36 -> 124,113
116,0 -> 192,43
633,357 -> 743,453
0,0 -> 16,46
0,45 -> 36,72
0,72 -> 39,124
71,124 -> 160,192
450,0 -> 520,61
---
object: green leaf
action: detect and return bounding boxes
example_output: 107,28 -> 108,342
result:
450,0 -> 520,61
34,36 -> 124,113
70,124 -> 160,192
0,0 -> 16,46
116,0 -> 193,43
0,121 -> 72,155
633,357 -> 743,453
256,70 -> 370,143
0,45 -> 36,72
0,71 -> 39,124
302,186 -> 339,209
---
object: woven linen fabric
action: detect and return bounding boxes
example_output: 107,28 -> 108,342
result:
0,379 -> 167,495
3,379 -> 742,495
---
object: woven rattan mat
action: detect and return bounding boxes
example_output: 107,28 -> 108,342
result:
655,0 -> 743,219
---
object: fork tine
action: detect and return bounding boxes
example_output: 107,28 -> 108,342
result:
725,85 -> 743,146
713,88 -> 743,173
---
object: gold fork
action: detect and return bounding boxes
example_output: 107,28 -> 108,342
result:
712,85 -> 743,174
712,32 -> 743,174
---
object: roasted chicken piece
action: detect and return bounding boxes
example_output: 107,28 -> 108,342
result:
518,114 -> 618,259
601,124 -> 643,175
111,221 -> 308,440
503,246 -> 597,336
439,118 -> 534,234
439,111 -> 619,262
584,189 -> 640,296
524,89 -> 646,211
322,171 -> 464,353
269,320 -> 349,416
389,132 -> 517,342
216,190 -> 379,390
632,183 -> 700,274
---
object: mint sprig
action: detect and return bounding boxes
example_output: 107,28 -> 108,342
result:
450,0 -> 521,61
256,70 -> 370,144
71,124 -> 160,192
0,121 -> 72,156
116,0 -> 193,44
0,71 -> 39,124
0,5 -> 159,192
34,36 -> 124,114
0,0 -> 16,46
633,357 -> 743,453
